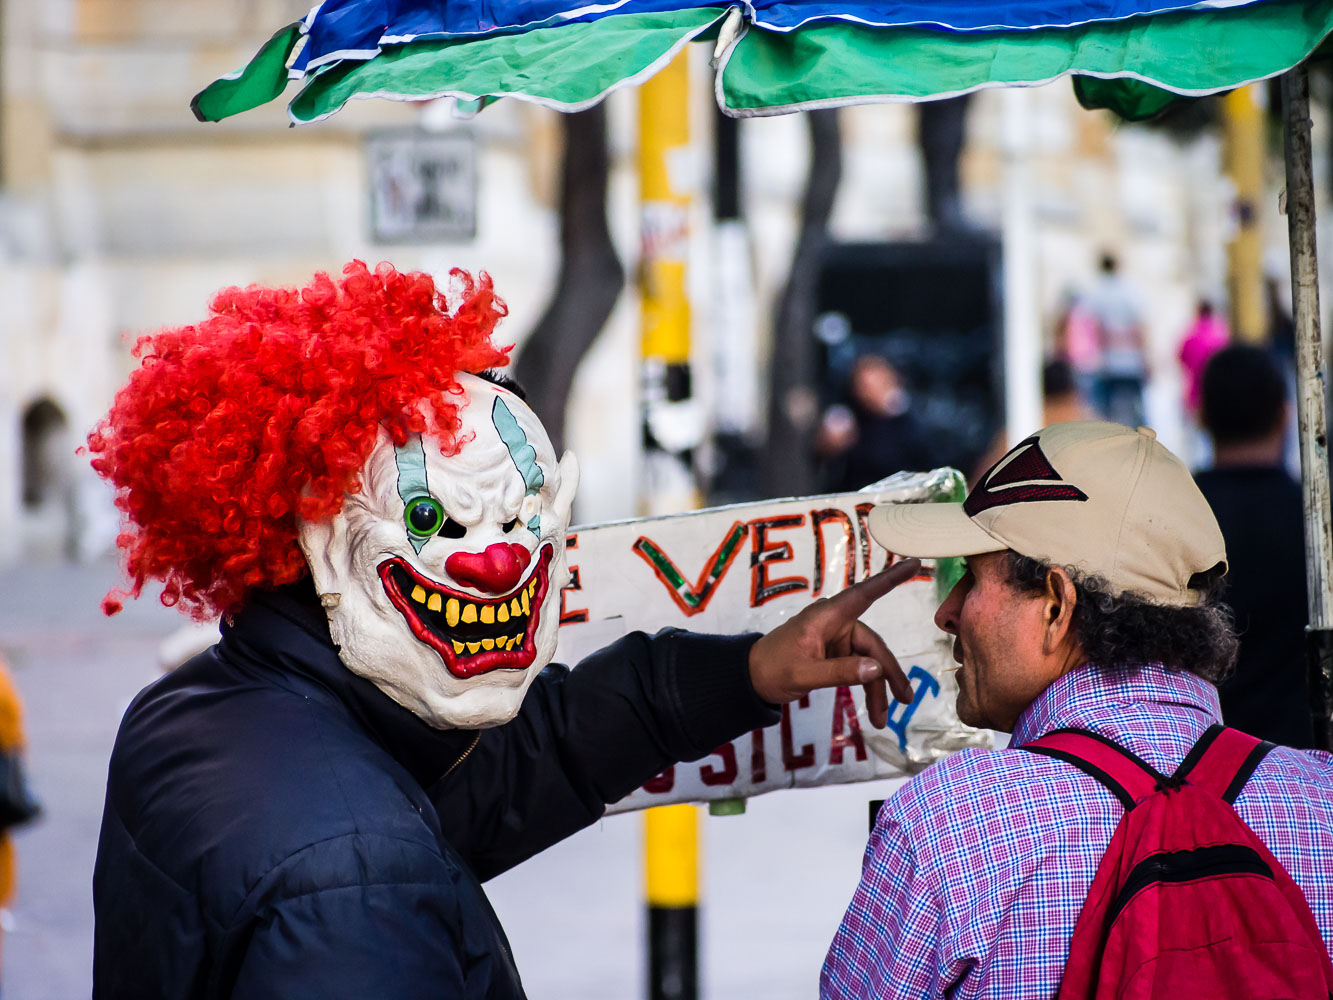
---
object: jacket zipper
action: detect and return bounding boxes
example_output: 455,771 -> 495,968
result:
439,731 -> 481,782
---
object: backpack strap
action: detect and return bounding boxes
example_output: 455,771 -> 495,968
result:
1019,728 -> 1167,810
1172,724 -> 1276,804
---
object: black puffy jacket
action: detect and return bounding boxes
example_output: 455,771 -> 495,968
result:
93,582 -> 774,999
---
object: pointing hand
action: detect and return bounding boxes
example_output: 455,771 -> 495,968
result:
747,558 -> 922,729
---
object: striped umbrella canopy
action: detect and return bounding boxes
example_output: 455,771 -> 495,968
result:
194,0 -> 1333,125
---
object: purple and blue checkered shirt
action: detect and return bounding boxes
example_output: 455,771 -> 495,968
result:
821,662 -> 1333,999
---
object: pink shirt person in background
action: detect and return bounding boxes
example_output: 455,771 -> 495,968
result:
1178,300 -> 1229,413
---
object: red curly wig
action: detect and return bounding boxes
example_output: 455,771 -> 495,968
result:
88,260 -> 511,619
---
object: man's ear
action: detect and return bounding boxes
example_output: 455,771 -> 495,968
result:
1042,565 -> 1080,658
552,451 -> 579,531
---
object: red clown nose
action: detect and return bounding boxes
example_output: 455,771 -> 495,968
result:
445,543 -> 533,594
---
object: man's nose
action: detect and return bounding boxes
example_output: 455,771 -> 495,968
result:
934,588 -> 961,635
445,543 -> 532,594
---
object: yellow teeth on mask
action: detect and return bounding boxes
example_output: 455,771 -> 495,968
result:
399,570 -> 541,658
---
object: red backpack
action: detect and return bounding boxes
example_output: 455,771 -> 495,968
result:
1021,725 -> 1333,1000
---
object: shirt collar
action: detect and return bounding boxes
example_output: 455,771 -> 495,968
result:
1011,662 -> 1222,746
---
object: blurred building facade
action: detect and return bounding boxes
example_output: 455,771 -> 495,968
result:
0,0 -> 1320,568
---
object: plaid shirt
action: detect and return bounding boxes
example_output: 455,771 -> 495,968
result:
821,663 -> 1333,999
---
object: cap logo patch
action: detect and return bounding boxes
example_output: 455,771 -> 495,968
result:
963,436 -> 1089,516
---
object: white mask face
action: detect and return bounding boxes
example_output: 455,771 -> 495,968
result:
298,373 -> 579,729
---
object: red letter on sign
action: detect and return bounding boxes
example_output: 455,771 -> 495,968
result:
811,508 -> 856,596
700,743 -> 738,786
559,533 -> 589,626
750,729 -> 768,784
749,515 -> 810,607
829,685 -> 867,764
643,766 -> 674,794
781,695 -> 816,771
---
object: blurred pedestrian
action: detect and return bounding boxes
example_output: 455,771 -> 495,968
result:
1052,290 -> 1100,405
0,655 -> 41,985
1080,253 -> 1148,425
1194,344 -> 1314,747
816,355 -> 934,492
1177,299 -> 1229,415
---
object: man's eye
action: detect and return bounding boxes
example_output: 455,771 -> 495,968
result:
404,496 -> 444,537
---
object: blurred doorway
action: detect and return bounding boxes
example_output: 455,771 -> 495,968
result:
21,398 -> 74,560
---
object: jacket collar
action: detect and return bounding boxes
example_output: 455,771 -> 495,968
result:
219,578 -> 478,788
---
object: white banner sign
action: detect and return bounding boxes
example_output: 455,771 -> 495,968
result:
553,470 -> 991,813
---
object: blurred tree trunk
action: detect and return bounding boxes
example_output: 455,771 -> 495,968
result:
762,109 -> 842,498
918,95 -> 972,231
514,105 -> 625,454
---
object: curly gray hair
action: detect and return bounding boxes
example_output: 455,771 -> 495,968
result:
1003,552 -> 1238,685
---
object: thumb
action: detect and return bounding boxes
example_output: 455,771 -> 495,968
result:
810,656 -> 891,730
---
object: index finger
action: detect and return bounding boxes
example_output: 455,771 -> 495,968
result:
817,557 -> 923,621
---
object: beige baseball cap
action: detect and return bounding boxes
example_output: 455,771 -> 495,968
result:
867,421 -> 1227,606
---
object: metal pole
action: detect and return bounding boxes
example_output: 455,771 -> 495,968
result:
1280,65 -> 1333,751
639,52 -> 702,518
645,802 -> 700,1000
1001,88 -> 1043,444
638,51 -> 701,1000
1223,86 -> 1267,343
710,109 -> 761,448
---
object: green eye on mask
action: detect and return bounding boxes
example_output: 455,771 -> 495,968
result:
404,496 -> 445,537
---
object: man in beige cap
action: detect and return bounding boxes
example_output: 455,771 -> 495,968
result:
821,421 -> 1333,999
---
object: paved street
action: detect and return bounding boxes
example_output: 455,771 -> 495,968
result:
2,558 -> 907,999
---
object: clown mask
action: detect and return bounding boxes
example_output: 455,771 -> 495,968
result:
298,373 -> 579,729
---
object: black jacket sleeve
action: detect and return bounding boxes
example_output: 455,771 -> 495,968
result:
430,628 -> 779,880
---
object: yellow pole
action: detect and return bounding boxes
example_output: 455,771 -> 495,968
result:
638,51 -> 701,517
639,54 -> 692,368
645,803 -> 700,906
638,50 -> 701,1000
1222,85 -> 1267,344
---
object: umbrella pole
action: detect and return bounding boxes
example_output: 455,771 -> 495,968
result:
1280,65 -> 1333,752
1001,89 -> 1043,444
